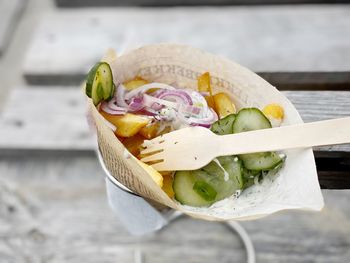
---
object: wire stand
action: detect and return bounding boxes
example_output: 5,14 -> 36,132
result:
98,150 -> 256,263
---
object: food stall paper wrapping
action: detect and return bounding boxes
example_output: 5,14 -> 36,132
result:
88,43 -> 324,221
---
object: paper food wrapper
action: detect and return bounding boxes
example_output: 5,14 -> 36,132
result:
88,43 -> 324,221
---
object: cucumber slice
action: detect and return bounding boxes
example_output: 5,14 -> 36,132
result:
233,108 -> 283,171
240,152 -> 282,170
242,168 -> 260,189
210,114 -> 236,135
173,157 -> 243,207
86,62 -> 115,105
173,170 -> 215,207
221,158 -> 244,189
193,181 -> 217,201
233,108 -> 271,133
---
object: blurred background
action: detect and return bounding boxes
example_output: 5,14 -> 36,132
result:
0,0 -> 350,262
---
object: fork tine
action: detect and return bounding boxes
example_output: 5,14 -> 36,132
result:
140,144 -> 164,155
140,151 -> 164,163
146,134 -> 168,144
150,161 -> 169,171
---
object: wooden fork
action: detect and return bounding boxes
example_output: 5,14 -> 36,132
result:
140,117 -> 350,171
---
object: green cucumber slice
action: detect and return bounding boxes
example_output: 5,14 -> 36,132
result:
193,181 -> 217,201
173,156 -> 243,207
173,170 -> 215,207
233,107 -> 282,171
240,152 -> 282,170
221,158 -> 244,189
233,108 -> 271,133
210,114 -> 236,135
242,168 -> 260,189
86,62 -> 114,105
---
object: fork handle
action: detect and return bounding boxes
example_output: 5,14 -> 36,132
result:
217,117 -> 350,156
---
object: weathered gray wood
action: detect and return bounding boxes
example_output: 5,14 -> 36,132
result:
0,156 -> 246,263
0,0 -> 26,56
0,87 -> 94,151
1,88 -> 349,152
55,0 -> 349,7
260,72 -> 350,91
23,6 -> 350,85
0,156 -> 349,262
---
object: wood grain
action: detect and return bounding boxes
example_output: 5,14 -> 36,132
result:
23,6 -> 350,85
55,0 -> 350,7
0,0 -> 26,56
260,72 -> 350,91
1,88 -> 349,153
0,156 -> 349,262
0,88 -> 349,188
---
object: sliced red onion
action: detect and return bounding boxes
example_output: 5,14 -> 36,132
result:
100,101 -> 126,115
181,105 -> 202,116
124,83 -> 176,100
157,90 -> 193,105
116,84 -> 129,108
191,123 -> 212,128
134,109 -> 157,116
128,96 -> 144,111
178,108 -> 218,128
143,94 -> 178,109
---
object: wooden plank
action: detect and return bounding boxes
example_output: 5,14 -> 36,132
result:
0,88 -> 349,189
23,6 -> 350,85
259,72 -> 350,91
0,0 -> 26,56
1,88 -> 350,153
0,88 -> 349,152
0,155 -> 350,261
0,156 -> 246,262
0,87 -> 94,151
54,0 -> 350,7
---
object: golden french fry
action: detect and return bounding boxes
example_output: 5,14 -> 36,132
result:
137,160 -> 163,187
263,103 -> 284,120
100,111 -> 149,137
122,134 -> 145,156
161,173 -> 174,198
123,77 -> 148,91
198,72 -> 216,110
213,92 -> 236,118
139,122 -> 161,139
139,122 -> 172,139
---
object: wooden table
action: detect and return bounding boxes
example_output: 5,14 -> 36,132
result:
1,5 -> 350,263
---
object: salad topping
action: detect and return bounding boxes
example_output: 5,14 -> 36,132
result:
85,61 -> 286,208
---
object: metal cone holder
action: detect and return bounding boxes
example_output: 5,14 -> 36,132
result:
97,150 -> 256,263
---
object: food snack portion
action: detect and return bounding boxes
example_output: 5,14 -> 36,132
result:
86,61 -> 286,208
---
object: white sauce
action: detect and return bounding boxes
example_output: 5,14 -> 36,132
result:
212,158 -> 230,181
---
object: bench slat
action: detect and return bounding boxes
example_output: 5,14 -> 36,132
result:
55,0 -> 350,7
1,155 -> 350,259
23,6 -> 350,85
1,88 -> 349,152
0,0 -> 25,55
0,156 -> 350,263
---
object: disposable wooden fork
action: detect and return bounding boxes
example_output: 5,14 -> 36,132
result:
140,117 -> 350,171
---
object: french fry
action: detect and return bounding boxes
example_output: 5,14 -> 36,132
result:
100,111 -> 149,137
137,160 -> 163,187
198,72 -> 216,110
139,122 -> 161,139
213,92 -> 236,118
139,122 -> 172,139
263,103 -> 284,120
161,173 -> 174,198
122,134 -> 145,156
123,77 -> 148,91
